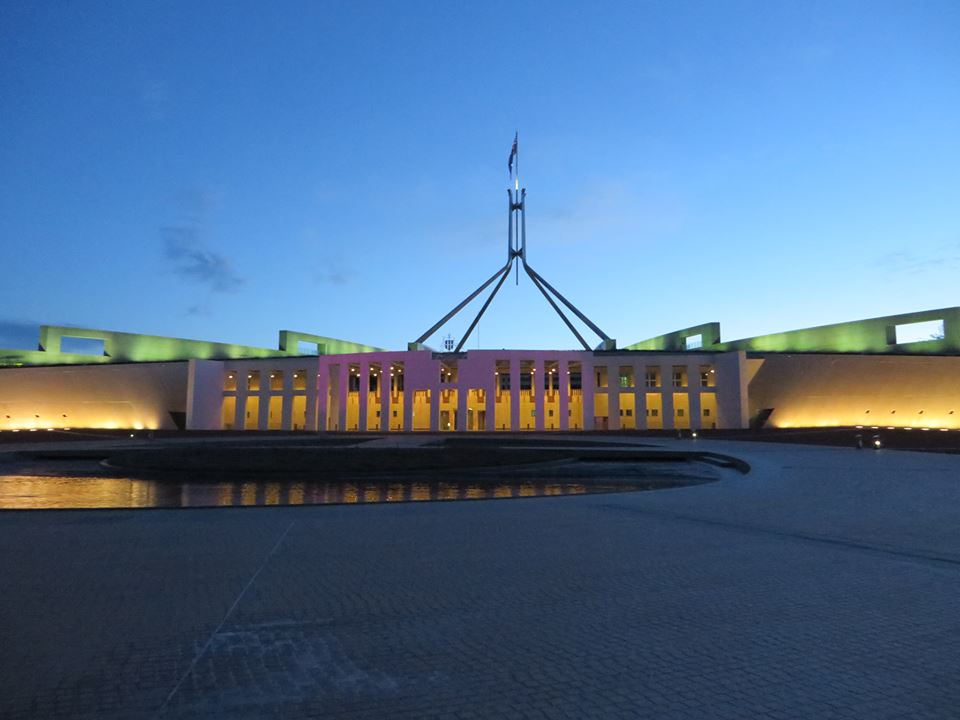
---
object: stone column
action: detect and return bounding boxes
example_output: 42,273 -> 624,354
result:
429,380 -> 440,432
484,360 -> 496,432
457,375 -> 468,432
687,363 -> 701,430
582,362 -> 595,431
281,371 -> 294,430
306,366 -> 319,432
358,360 -> 369,432
338,363 -> 349,432
510,360 -> 521,431
378,370 -> 388,430
534,358 -> 545,431
607,363 -> 621,431
316,364 -> 329,432
662,386 -> 675,431
234,393 -> 246,431
402,378 -> 413,432
559,360 -> 570,431
634,362 -> 647,430
257,381 -> 270,431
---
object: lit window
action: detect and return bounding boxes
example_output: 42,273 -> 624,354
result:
672,366 -> 687,388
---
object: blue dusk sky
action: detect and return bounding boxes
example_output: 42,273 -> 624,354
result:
1,1 -> 958,352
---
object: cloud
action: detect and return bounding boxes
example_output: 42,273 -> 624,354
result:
535,183 -> 685,248
314,254 -> 352,286
0,319 -> 39,349
161,226 -> 245,293
184,304 -> 211,317
876,241 -> 960,276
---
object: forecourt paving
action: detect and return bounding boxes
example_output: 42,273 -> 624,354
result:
1,438 -> 959,719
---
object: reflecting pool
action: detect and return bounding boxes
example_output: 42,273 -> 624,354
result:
0,475 -> 643,510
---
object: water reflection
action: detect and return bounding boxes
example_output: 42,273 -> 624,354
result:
0,475 -> 640,510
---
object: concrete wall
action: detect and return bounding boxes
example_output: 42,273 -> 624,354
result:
0,362 -> 189,430
748,353 -> 960,429
186,360 -> 226,430
719,307 -> 960,355
626,322 -> 722,352
0,348 -> 754,433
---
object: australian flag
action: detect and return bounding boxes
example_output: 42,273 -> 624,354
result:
508,132 -> 518,176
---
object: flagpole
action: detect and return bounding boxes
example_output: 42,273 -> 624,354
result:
409,132 -> 616,351
515,132 -> 519,285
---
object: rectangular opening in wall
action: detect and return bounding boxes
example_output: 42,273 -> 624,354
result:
326,365 -> 340,431
893,319 -> 944,344
367,363 -> 382,431
245,396 -> 260,430
293,370 -> 307,391
467,388 -> 486,431
673,392 -> 690,429
645,393 -> 663,429
297,341 -> 319,355
619,392 -> 636,429
60,336 -> 106,355
644,366 -> 660,388
699,364 -> 715,388
221,396 -> 236,430
269,370 -> 284,391
684,334 -> 703,350
672,366 -> 688,388
292,395 -> 307,430
268,396 -> 283,430
412,390 -> 431,431
594,365 -> 608,388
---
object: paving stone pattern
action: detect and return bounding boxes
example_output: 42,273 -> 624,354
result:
1,439 -> 959,718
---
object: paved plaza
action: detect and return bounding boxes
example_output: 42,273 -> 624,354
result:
1,438 -> 959,719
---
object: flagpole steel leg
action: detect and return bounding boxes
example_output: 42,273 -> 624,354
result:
413,261 -> 513,346
413,133 -> 616,352
454,262 -> 512,352
520,188 -> 527,261
507,189 -> 513,263
524,262 -> 613,344
523,265 -> 592,350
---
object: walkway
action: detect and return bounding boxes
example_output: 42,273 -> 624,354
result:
0,438 -> 958,719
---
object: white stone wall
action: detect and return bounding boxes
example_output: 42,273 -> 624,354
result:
0,361 -> 189,431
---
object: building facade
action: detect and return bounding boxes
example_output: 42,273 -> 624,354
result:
1,306 -> 959,433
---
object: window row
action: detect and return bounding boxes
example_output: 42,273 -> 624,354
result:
225,370 -> 309,392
